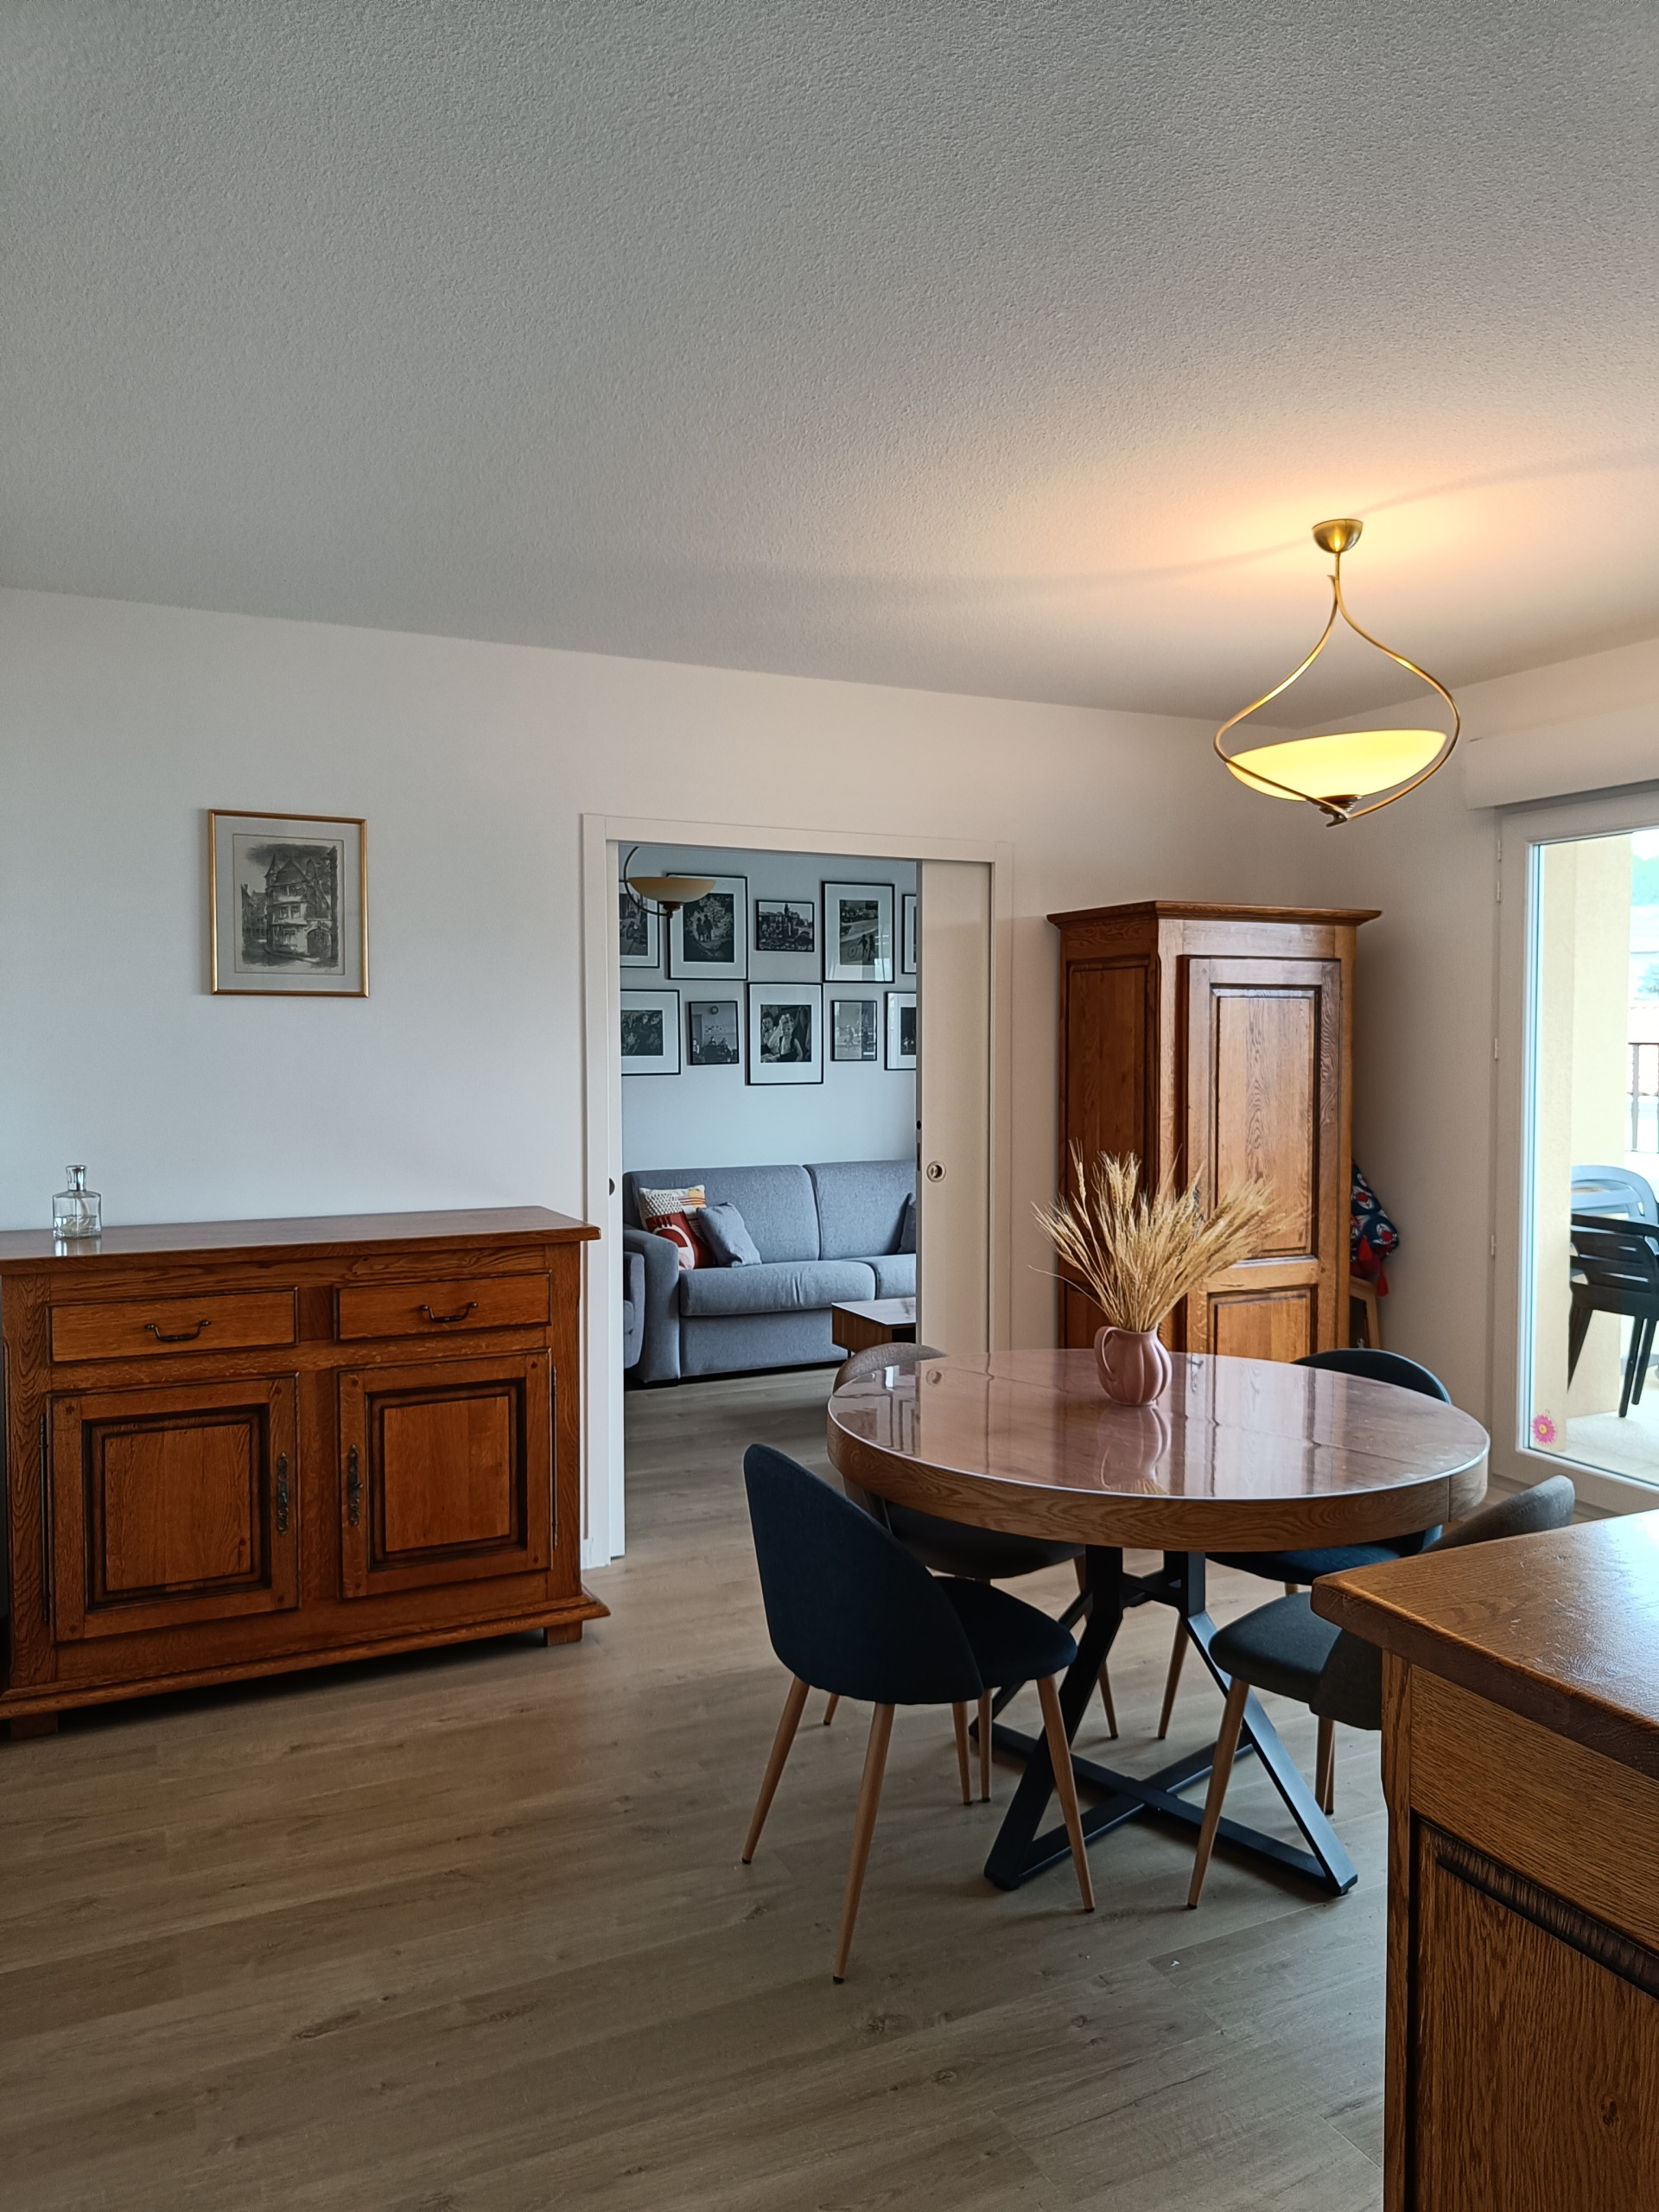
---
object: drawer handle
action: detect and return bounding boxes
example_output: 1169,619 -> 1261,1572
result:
275,1452 -> 290,1536
346,1445 -> 361,1529
420,1300 -> 479,1325
145,1319 -> 211,1344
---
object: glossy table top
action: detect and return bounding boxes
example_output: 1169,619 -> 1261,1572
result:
827,1348 -> 1490,1551
1315,1512 -> 1659,1777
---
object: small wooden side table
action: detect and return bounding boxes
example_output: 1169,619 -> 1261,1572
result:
830,1296 -> 918,1357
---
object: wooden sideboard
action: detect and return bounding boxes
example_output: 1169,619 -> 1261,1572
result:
1317,1516 -> 1659,2209
0,1208 -> 604,1737
1047,900 -> 1376,1359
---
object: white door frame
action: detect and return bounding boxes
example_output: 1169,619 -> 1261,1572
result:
1494,785 -> 1659,1516
580,810 -> 1014,1565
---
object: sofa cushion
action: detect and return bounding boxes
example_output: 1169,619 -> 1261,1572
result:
698,1200 -> 763,1268
808,1160 -> 916,1262
869,1253 -> 917,1298
624,1166 -> 820,1262
678,1258 -> 876,1318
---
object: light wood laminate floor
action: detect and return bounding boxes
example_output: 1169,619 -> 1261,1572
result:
0,1370 -> 1387,2209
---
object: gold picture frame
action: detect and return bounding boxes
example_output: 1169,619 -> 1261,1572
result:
208,810 -> 369,997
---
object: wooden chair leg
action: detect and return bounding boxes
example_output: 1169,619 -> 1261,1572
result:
1037,1675 -> 1095,1913
1284,1582 -> 1300,1597
1187,1675 -> 1250,1908
834,1704 -> 894,1981
1097,1664 -> 1117,1738
1316,1715 -> 1336,1815
1157,1616 -> 1188,1738
977,1690 -> 993,1800
951,1702 -> 972,1804
743,1675 -> 810,1863
822,1693 -> 840,1726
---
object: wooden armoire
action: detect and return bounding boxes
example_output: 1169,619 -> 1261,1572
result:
1049,901 -> 1376,1361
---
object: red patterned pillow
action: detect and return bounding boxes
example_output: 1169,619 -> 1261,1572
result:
637,1185 -> 709,1271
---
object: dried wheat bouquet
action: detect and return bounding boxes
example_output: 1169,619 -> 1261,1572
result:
1035,1147 -> 1274,1333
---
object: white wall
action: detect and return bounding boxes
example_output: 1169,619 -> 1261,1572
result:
618,843 -> 916,1172
0,583 -> 1316,1360
6,581 -> 1657,1428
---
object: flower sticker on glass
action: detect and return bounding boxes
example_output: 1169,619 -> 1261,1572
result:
1531,1412 -> 1558,1446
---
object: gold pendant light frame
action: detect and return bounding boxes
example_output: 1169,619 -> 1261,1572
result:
1214,519 -> 1459,825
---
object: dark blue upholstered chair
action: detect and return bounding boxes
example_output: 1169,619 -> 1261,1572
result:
833,1343 -> 1116,1771
1185,1475 -> 1576,1907
741,1444 -> 1095,1980
1156,1346 -> 1452,1738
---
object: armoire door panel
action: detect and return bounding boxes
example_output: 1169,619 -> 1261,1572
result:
50,1376 -> 299,1640
1184,953 -> 1342,1357
1207,1287 -> 1316,1364
1211,988 -> 1318,1255
338,1351 -> 552,1599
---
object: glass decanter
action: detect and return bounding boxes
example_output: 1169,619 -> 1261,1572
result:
53,1165 -> 102,1240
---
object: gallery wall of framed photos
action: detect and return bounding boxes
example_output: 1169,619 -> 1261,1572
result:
620,843 -> 918,1172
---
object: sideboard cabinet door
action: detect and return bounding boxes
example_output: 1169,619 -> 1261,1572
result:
337,1351 -> 553,1599
49,1376 -> 300,1640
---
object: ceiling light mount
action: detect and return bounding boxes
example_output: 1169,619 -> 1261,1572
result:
1215,518 -> 1459,825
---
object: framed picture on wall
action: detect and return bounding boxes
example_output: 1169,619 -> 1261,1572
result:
831,997 -> 880,1063
823,881 -> 893,982
886,990 -> 917,1071
620,989 -> 681,1075
687,998 -> 741,1066
209,810 -> 368,996
669,875 -> 747,981
748,982 -> 823,1085
754,898 -> 817,956
901,892 -> 918,976
619,888 -> 660,968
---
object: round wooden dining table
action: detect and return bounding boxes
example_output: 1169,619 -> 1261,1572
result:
827,1347 -> 1490,1897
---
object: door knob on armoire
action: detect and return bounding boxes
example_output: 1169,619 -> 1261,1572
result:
925,1161 -> 945,1181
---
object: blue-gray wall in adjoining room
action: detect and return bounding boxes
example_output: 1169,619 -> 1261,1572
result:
620,845 -> 916,1170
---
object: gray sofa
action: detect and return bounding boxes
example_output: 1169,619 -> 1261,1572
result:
622,1160 -> 915,1382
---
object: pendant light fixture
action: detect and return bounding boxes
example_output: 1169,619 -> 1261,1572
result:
1215,518 -> 1459,825
620,846 -> 716,921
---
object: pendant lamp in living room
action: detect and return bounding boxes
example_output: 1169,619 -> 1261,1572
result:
620,847 -> 716,920
1215,518 -> 1459,824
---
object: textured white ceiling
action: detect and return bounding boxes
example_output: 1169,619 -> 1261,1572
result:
3,1 -> 1656,716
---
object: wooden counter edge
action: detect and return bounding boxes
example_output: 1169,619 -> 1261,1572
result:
0,1206 -> 600,1271
1313,1554 -> 1659,1783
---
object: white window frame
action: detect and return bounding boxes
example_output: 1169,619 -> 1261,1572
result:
1495,783 -> 1659,1514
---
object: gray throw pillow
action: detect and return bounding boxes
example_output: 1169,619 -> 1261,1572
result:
698,1200 -> 763,1267
896,1193 -> 917,1254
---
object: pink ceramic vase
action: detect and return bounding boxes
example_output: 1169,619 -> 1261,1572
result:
1094,1325 -> 1172,1407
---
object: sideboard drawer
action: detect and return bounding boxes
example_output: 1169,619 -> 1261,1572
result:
336,1274 -> 551,1342
52,1290 -> 297,1363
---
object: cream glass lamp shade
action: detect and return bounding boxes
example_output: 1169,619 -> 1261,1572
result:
1225,728 -> 1446,804
626,874 -> 716,906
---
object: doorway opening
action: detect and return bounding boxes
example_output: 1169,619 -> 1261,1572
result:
580,815 -> 1007,1566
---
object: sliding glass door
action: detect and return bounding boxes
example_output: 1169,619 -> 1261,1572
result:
1518,818 -> 1659,1490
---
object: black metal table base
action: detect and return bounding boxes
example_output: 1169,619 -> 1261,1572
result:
977,1547 -> 1357,1898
